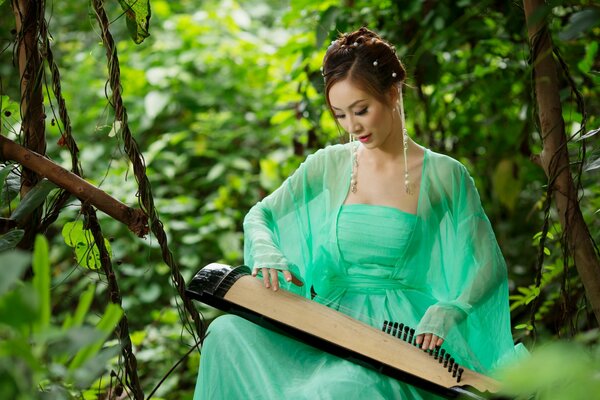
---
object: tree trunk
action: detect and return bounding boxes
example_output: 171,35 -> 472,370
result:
11,0 -> 46,247
523,0 -> 600,326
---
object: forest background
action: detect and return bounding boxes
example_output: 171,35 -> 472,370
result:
0,0 -> 599,399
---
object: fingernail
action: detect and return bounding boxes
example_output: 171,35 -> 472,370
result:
286,278 -> 291,282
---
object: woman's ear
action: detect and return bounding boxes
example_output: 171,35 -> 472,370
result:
388,85 -> 400,106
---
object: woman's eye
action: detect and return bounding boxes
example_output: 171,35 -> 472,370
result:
355,107 -> 368,116
334,114 -> 345,119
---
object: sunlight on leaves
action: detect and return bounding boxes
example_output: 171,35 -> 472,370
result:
61,220 -> 112,270
117,0 -> 151,44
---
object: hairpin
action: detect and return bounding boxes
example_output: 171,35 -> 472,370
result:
352,42 -> 358,47
373,60 -> 378,66
392,72 -> 397,78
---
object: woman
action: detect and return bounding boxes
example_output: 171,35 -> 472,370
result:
194,27 -> 524,399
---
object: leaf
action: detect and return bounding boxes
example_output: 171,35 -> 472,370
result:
10,179 -> 57,224
0,229 -> 24,252
62,284 -> 96,330
144,90 -> 170,120
32,235 -> 51,332
0,164 -> 12,191
61,220 -> 112,270
584,155 -> 600,173
0,166 -> 20,208
117,0 -> 151,44
0,283 -> 39,331
576,127 -> 599,141
558,9 -> 600,41
316,6 -> 339,49
492,159 -> 522,212
0,249 -> 30,296
68,303 -> 123,370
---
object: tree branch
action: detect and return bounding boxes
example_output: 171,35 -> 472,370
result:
0,135 -> 148,237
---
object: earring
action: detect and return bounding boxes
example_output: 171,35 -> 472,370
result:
398,90 -> 411,195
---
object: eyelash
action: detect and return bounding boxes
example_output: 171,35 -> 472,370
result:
335,107 -> 368,119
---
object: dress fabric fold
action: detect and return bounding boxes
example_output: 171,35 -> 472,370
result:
194,143 -> 525,399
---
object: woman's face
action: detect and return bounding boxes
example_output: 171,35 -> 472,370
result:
328,78 -> 395,149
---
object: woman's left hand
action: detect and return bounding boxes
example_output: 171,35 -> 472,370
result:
415,333 -> 444,350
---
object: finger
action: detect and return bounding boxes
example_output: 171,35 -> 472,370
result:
435,336 -> 444,347
269,269 -> 279,291
421,334 -> 431,350
261,268 -> 270,288
415,334 -> 423,346
282,271 -> 304,287
252,268 -> 259,277
428,335 -> 439,350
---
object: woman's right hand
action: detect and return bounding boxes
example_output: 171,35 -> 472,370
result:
252,268 -> 304,291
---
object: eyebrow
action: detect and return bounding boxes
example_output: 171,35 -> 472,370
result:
331,99 -> 367,111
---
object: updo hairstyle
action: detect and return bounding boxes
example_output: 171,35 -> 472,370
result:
322,27 -> 406,110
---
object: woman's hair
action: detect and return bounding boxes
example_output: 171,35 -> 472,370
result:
322,27 -> 406,109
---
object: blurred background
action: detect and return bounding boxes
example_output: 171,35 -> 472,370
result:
1,0 -> 599,398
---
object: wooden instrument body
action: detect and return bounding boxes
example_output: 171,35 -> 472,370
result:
186,263 -> 501,399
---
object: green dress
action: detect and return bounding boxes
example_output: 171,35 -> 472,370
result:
194,143 -> 525,399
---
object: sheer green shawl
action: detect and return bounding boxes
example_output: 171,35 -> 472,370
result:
243,143 -> 523,373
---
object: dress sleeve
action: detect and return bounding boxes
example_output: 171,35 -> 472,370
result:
243,148 -> 329,293
416,161 -> 514,371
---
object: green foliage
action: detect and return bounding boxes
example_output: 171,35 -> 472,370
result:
1,0 -> 599,397
10,180 -> 58,225
61,221 -> 112,270
118,0 -> 152,44
0,236 -> 123,399
0,229 -> 24,251
499,337 -> 600,400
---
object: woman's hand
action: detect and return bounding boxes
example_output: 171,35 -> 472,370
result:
252,268 -> 304,291
415,333 -> 444,350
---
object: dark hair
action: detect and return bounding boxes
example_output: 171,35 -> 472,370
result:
322,27 -> 406,109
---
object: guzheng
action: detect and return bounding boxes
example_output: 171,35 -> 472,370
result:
186,263 -> 502,399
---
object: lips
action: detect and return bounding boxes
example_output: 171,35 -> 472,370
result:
358,134 -> 372,143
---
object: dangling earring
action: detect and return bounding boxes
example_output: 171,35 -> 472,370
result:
398,89 -> 411,195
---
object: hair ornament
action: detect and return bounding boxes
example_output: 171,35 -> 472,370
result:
371,38 -> 376,43
352,42 -> 358,47
392,72 -> 397,78
373,60 -> 378,67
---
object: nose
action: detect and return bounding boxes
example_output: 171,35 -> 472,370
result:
347,116 -> 362,135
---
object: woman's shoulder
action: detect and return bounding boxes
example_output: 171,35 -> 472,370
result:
425,148 -> 469,177
305,142 -> 352,165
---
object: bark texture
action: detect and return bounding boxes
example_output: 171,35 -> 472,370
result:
523,0 -> 600,326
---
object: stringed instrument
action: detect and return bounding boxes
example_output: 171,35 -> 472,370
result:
186,263 -> 502,399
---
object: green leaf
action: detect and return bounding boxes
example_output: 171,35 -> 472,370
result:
0,167 -> 20,208
68,303 -> 123,370
32,235 -> 51,331
117,0 -> 151,44
316,6 -> 339,49
10,179 -> 57,224
0,229 -> 24,252
492,159 -> 521,212
0,249 -> 30,296
62,284 -> 96,329
559,9 -> 600,41
0,283 -> 39,330
61,220 -> 112,270
0,164 -> 12,191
